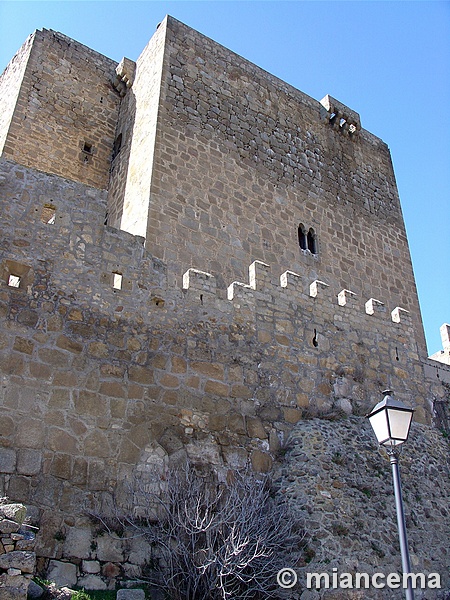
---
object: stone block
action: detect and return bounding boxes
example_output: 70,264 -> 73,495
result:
12,337 -> 34,355
117,590 -> 145,600
0,550 -> 35,573
29,362 -> 52,380
0,519 -> 21,534
77,574 -> 107,590
101,561 -> 121,578
15,418 -> 45,448
204,380 -> 229,397
0,448 -> 16,473
96,533 -> 124,562
251,450 -> 272,473
0,572 -> 30,600
56,334 -> 83,353
246,417 -> 267,440
128,365 -> 154,384
26,579 -> 44,599
37,348 -> 69,367
191,361 -> 224,380
17,449 -> 42,475
47,560 -> 77,588
63,527 -> 92,560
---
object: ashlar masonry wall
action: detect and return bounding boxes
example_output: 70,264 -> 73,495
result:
107,20 -> 167,236
0,29 -> 120,190
0,32 -> 34,156
107,17 -> 427,361
0,152 -> 444,568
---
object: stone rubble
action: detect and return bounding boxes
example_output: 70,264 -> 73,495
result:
0,501 -> 36,600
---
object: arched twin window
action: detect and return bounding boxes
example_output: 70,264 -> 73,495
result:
298,224 -> 318,255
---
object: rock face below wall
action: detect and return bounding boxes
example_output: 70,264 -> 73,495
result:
274,416 -> 450,599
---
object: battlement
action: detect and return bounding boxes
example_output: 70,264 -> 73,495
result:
184,261 -> 412,328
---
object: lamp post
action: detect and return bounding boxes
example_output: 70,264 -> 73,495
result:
367,390 -> 415,600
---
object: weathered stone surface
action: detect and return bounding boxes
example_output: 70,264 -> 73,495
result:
96,533 -> 124,563
275,417 -> 450,598
81,559 -> 100,574
76,574 -> 107,590
26,579 -> 44,599
46,560 -> 77,588
116,590 -> 146,600
0,504 -> 26,524
0,550 -> 35,573
0,573 -> 30,600
0,519 -> 20,534
0,448 -> 16,473
61,526 -> 91,560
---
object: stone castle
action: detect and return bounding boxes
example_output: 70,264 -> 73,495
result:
0,15 -> 449,596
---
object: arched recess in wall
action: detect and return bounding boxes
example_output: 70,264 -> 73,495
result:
298,224 -> 307,251
298,224 -> 318,255
307,228 -> 317,254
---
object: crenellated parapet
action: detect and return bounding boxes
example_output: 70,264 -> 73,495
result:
183,261 -> 412,327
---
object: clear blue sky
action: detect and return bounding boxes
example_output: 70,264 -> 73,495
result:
1,1 -> 449,355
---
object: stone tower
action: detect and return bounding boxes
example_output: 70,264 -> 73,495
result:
0,15 -> 448,594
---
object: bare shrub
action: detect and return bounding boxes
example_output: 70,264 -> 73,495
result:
90,464 -> 305,599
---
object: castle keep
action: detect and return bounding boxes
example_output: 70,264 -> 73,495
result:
0,16 -> 449,596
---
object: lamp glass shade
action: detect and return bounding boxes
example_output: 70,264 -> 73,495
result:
386,407 -> 413,444
367,394 -> 414,447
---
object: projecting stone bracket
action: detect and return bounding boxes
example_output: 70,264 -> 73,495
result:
365,298 -> 385,316
391,306 -> 411,324
338,289 -> 358,308
310,280 -> 330,298
112,57 -> 136,97
320,94 -> 361,135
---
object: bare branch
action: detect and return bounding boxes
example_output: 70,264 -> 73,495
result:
89,462 -> 306,599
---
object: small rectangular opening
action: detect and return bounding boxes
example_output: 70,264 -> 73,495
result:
41,204 -> 56,224
8,274 -> 21,288
83,142 -> 93,154
113,273 -> 123,290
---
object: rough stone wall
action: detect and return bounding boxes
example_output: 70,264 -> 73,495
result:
0,29 -> 120,189
275,417 -> 450,599
0,33 -> 34,155
0,502 -> 36,600
0,153 -> 447,575
114,16 -> 426,360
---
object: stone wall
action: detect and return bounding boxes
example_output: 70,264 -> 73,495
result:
0,502 -> 36,600
1,156 -> 449,580
107,20 -> 167,236
0,32 -> 34,155
1,29 -> 120,189
106,16 -> 427,360
275,417 -> 450,599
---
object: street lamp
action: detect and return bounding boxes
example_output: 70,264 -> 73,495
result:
367,390 -> 415,600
